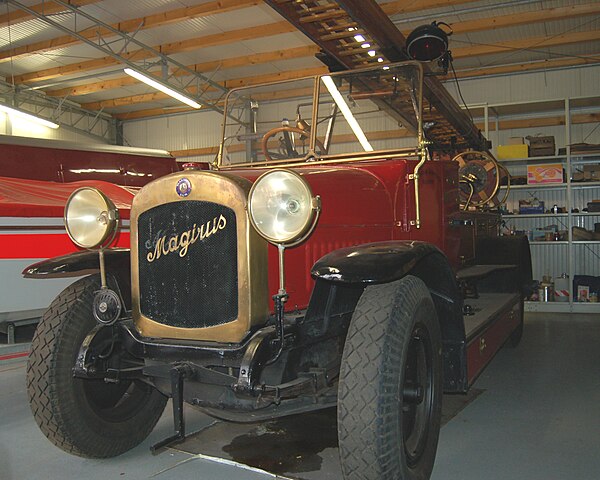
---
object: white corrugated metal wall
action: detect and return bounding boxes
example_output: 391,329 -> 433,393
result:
0,113 -> 111,144
123,65 -> 600,155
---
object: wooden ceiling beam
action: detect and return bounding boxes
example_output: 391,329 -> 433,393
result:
452,30 -> 600,59
13,21 -> 295,84
380,0 -> 477,16
449,2 -> 600,35
15,0 -> 590,90
54,2 -> 600,97
448,54 -> 600,80
11,0 -> 475,84
0,0 -> 100,28
116,106 -> 194,121
114,86 -> 316,121
0,0 -> 260,63
46,45 -> 321,97
115,52 -> 600,122
80,66 -> 327,110
222,66 -> 326,89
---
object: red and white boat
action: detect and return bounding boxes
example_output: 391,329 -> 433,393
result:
0,135 -> 178,337
0,176 -> 133,328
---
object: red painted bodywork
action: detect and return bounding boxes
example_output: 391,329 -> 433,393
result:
0,137 -> 179,187
466,299 -> 521,384
233,157 -> 461,310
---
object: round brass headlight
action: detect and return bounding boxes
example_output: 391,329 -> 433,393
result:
64,187 -> 119,249
248,169 -> 320,245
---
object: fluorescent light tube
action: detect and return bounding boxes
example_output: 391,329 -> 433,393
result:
0,104 -> 59,129
124,68 -> 201,109
322,75 -> 373,152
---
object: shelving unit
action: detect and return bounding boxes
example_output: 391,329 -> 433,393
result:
473,96 -> 600,313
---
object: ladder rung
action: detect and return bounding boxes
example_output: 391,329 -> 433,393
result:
299,9 -> 346,23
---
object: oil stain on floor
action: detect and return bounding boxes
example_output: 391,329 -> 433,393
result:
176,390 -> 484,480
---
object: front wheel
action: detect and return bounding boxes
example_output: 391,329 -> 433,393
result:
26,275 -> 167,458
338,275 -> 442,480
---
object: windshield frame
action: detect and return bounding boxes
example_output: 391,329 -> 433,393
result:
217,61 -> 424,169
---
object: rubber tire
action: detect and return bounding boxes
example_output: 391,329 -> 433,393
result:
338,275 -> 442,480
26,275 -> 167,458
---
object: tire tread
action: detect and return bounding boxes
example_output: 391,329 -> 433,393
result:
338,276 -> 441,480
26,276 -> 166,458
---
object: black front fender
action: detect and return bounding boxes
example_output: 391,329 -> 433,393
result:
311,240 -> 468,392
22,248 -> 130,278
23,248 -> 132,310
311,241 -> 442,285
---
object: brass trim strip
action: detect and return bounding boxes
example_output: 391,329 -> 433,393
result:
218,148 -> 420,170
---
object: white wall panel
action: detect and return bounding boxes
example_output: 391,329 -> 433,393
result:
529,244 -> 569,282
123,109 -> 223,160
1,112 -> 108,144
573,244 -> 600,277
123,65 -> 600,156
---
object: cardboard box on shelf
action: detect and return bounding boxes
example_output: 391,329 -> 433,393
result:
519,199 -> 545,214
507,137 -> 525,145
587,201 -> 600,213
527,163 -> 563,184
527,135 -> 555,147
527,135 -> 556,157
583,164 -> 600,181
573,275 -> 600,301
573,171 -> 585,182
497,144 -> 528,159
530,148 -> 556,157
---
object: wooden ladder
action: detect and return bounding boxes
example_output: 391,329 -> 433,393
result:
265,0 -> 489,152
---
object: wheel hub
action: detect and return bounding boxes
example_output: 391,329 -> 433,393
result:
403,385 -> 424,404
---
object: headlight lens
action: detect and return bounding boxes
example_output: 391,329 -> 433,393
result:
249,169 -> 319,245
64,187 -> 119,249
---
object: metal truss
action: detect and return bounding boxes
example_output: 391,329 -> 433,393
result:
0,79 -> 117,143
5,0 -> 230,116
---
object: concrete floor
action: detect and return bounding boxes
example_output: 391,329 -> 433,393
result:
1,313 -> 599,480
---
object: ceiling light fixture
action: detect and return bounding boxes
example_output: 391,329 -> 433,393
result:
0,104 -> 59,129
124,68 -> 202,109
322,75 -> 373,152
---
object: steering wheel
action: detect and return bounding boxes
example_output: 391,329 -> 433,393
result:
453,150 -> 501,208
261,126 -> 325,162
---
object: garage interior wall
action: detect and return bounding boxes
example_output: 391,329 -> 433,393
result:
0,112 -> 111,144
122,64 -> 600,160
120,63 -> 600,294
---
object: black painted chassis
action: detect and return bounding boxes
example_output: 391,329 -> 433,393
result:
74,280 -> 362,432
52,236 -> 529,451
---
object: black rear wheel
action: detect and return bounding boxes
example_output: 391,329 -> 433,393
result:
338,275 -> 442,480
26,275 -> 167,458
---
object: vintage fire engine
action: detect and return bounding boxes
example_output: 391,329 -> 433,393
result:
24,62 -> 531,480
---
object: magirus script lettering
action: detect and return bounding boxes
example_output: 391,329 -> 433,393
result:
146,214 -> 227,263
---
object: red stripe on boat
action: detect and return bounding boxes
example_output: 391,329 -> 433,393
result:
0,232 -> 130,259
